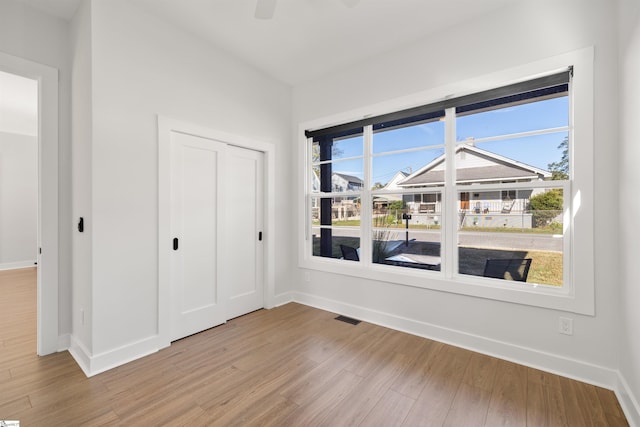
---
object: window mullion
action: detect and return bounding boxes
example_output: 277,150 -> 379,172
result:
444,108 -> 457,278
360,125 -> 373,265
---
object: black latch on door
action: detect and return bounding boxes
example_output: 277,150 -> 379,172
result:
258,231 -> 263,241
173,238 -> 179,250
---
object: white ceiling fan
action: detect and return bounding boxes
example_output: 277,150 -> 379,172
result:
255,0 -> 360,20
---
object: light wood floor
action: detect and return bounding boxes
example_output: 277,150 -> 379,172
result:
0,268 -> 629,426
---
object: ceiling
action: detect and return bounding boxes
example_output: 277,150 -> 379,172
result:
20,0 -> 516,85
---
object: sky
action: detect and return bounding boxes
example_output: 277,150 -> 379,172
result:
318,96 -> 569,186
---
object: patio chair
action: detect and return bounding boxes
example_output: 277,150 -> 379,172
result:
340,244 -> 359,261
501,200 -> 516,214
483,258 -> 532,282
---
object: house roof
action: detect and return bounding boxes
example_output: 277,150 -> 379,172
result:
399,144 -> 551,187
334,173 -> 364,185
383,171 -> 409,189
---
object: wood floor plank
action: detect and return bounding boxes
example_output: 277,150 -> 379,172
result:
203,355 -> 317,421
485,360 -> 528,426
401,345 -> 473,426
443,382 -> 492,427
278,325 -> 385,406
526,368 -> 568,427
359,388 -> 415,427
597,386 -> 627,420
279,368 -> 363,426
327,351 -> 412,426
0,269 -> 631,426
463,353 -> 499,391
0,395 -> 32,418
390,338 -> 445,399
572,380 -> 609,426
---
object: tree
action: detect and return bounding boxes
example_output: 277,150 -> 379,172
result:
529,189 -> 563,227
547,136 -> 568,180
311,141 -> 345,181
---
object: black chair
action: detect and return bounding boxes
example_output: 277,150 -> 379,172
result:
483,258 -> 532,282
340,244 -> 359,261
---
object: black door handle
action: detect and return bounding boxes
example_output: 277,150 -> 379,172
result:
258,231 -> 262,241
173,238 -> 179,250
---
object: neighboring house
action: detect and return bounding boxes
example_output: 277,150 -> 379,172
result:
373,170 -> 408,210
384,170 -> 410,191
311,171 -> 364,193
311,171 -> 363,219
332,172 -> 364,192
397,144 -> 552,227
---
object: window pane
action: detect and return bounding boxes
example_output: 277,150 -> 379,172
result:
454,132 -> 568,185
457,187 -> 563,286
456,95 -> 568,140
331,161 -> 364,192
312,133 -> 363,163
372,149 -> 443,189
373,119 -> 445,153
371,193 -> 441,270
312,226 -> 360,260
312,159 -> 364,193
311,196 -> 361,227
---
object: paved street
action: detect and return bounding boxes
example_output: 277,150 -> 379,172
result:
325,228 -> 563,252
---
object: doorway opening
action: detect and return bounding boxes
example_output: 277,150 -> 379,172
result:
0,70 -> 39,352
0,51 -> 59,356
0,71 -> 39,270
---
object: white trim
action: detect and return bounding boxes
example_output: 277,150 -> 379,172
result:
0,51 -> 59,356
157,116 -> 277,348
69,334 -> 159,377
272,291 -> 294,307
298,47 -> 594,315
615,373 -> 640,427
68,334 -> 92,377
292,292 -> 617,390
0,261 -> 36,271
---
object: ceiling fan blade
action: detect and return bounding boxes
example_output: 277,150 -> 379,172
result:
340,0 -> 360,8
255,0 -> 277,19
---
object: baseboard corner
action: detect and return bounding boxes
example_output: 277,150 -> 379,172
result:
615,372 -> 640,427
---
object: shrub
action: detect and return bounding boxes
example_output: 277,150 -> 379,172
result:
529,189 -> 563,227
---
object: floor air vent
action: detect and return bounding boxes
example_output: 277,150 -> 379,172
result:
335,315 -> 361,325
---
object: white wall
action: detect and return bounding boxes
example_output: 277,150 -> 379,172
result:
618,0 -> 640,423
0,131 -> 37,269
0,0 -> 72,336
293,0 -> 621,390
80,0 -> 291,364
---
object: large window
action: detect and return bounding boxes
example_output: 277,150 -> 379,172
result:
301,51 -> 595,314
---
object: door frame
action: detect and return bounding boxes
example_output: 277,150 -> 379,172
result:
157,116 -> 275,349
0,51 -> 59,355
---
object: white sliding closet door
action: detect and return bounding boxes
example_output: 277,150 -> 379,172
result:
226,145 -> 264,320
170,132 -> 227,341
168,132 -> 265,341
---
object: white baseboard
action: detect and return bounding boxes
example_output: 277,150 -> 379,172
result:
68,334 -> 161,377
292,291 -> 618,390
0,261 -> 36,271
271,291 -> 293,308
616,373 -> 640,427
68,335 -> 92,377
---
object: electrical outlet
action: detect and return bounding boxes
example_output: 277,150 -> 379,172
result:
559,317 -> 573,335
304,272 -> 310,282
